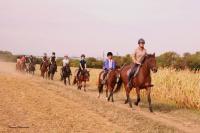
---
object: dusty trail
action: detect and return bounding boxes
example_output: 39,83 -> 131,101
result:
0,62 -> 200,133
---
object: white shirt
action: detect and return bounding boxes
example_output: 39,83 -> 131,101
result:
63,59 -> 69,66
108,59 -> 113,69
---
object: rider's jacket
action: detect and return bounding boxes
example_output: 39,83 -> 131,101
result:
79,59 -> 86,70
29,57 -> 33,63
103,59 -> 116,71
62,59 -> 69,67
50,55 -> 56,64
133,47 -> 147,64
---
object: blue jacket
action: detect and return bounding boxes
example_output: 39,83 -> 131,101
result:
103,59 -> 116,70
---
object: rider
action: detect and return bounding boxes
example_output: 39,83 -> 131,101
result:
62,55 -> 70,67
102,52 -> 116,83
50,52 -> 57,72
40,53 -> 48,69
28,55 -> 34,64
128,38 -> 147,88
77,54 -> 87,78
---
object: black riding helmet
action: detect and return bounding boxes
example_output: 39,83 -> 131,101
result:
52,52 -> 55,55
107,52 -> 113,56
138,38 -> 145,44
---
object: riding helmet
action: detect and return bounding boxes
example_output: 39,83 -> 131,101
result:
138,38 -> 145,44
52,52 -> 55,55
107,52 -> 113,56
81,54 -> 86,58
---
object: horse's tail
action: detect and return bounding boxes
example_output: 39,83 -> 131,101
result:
98,71 -> 104,94
114,78 -> 123,93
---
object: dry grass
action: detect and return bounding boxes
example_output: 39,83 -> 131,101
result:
152,68 -> 200,109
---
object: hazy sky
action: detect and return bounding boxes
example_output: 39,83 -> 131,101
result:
0,0 -> 200,57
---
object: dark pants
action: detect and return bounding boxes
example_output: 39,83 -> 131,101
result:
77,69 -> 82,77
128,63 -> 139,82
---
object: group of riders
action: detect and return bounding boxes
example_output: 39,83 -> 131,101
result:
17,38 -> 147,89
16,38 -> 157,112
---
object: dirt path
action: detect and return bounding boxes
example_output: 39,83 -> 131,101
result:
0,62 -> 200,133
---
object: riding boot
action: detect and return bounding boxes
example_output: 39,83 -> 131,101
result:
127,64 -> 137,88
102,71 -> 108,84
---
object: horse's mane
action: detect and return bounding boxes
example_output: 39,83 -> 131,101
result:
141,54 -> 155,64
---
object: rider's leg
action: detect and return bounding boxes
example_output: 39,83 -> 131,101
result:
128,64 -> 138,88
102,70 -> 108,84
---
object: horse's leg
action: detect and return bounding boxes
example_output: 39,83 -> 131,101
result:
64,77 -> 67,85
134,88 -> 141,106
83,81 -> 86,92
107,86 -> 111,101
68,77 -> 71,85
125,87 -> 132,108
146,87 -> 153,112
50,74 -> 52,80
105,85 -> 108,98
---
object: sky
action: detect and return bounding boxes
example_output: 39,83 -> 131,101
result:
0,0 -> 200,57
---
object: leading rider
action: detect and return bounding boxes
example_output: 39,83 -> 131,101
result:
127,38 -> 147,88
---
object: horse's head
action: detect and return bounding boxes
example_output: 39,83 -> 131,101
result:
145,53 -> 158,73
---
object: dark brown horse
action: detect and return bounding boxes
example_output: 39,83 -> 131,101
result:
98,69 -> 120,102
74,69 -> 90,91
115,53 -> 158,112
41,60 -> 49,79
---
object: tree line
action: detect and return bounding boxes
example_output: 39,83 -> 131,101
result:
0,50 -> 199,70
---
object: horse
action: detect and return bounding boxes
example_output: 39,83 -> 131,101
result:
98,69 -> 121,102
115,53 -> 158,112
61,65 -> 72,85
26,62 -> 35,75
48,62 -> 57,80
41,60 -> 49,79
73,69 -> 90,91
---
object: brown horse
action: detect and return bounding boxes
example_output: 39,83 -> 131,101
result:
74,69 -> 90,91
41,60 -> 49,79
98,69 -> 120,102
115,53 -> 158,112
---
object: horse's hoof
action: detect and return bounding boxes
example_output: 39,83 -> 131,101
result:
149,107 -> 153,113
134,102 -> 139,106
125,100 -> 128,104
